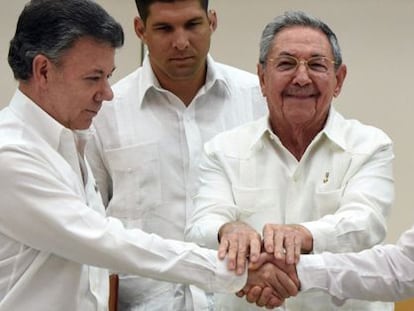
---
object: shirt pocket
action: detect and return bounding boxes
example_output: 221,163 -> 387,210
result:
104,142 -> 161,225
314,186 -> 344,218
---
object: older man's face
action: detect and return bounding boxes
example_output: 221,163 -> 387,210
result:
258,26 -> 346,129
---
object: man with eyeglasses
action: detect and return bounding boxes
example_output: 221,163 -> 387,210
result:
185,10 -> 394,310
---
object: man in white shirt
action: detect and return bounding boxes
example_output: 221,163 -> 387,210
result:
0,1 -> 288,310
240,224 -> 414,306
298,224 -> 414,303
186,10 -> 394,310
86,0 -> 266,309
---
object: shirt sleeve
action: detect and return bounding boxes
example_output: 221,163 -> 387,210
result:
185,142 -> 240,249
297,225 -> 414,302
0,146 -> 247,294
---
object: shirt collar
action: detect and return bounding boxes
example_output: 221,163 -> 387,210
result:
9,89 -> 93,154
249,115 -> 272,150
137,54 -> 230,108
321,106 -> 347,151
204,54 -> 231,96
249,106 -> 347,152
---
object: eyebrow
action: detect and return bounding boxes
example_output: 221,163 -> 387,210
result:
278,51 -> 327,58
88,67 -> 116,76
151,15 -> 205,28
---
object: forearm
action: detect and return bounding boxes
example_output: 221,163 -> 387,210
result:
298,242 -> 414,302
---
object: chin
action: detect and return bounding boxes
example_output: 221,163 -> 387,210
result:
72,121 -> 93,130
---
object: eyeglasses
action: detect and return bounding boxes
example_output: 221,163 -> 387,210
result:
268,55 -> 336,74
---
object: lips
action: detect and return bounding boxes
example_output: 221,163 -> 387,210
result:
285,93 -> 316,98
86,103 -> 102,115
283,86 -> 318,98
85,109 -> 99,116
170,55 -> 194,62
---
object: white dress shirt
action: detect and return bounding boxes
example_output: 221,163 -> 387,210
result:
298,224 -> 414,304
186,108 -> 394,310
0,90 -> 247,311
87,55 -> 266,310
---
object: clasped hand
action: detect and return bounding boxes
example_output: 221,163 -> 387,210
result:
218,221 -> 312,308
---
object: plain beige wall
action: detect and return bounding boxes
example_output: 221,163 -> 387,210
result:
1,1 -> 413,244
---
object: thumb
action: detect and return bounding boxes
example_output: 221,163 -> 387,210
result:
248,252 -> 274,270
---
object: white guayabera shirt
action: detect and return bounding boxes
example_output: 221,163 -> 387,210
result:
87,54 -> 267,310
0,90 -> 247,311
186,108 -> 394,311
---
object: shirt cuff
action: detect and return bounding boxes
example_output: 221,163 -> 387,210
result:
297,254 -> 346,306
301,221 -> 335,253
297,254 -> 326,291
213,256 -> 248,293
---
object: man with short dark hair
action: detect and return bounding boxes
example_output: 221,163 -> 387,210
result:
87,0 -> 267,309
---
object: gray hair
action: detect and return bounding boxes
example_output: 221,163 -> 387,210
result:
8,0 -> 124,81
259,10 -> 342,70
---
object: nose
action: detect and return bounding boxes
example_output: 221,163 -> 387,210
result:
292,62 -> 312,86
95,79 -> 114,102
172,29 -> 189,50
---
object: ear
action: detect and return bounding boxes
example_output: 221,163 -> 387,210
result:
333,64 -> 347,97
257,63 -> 266,97
134,16 -> 146,42
208,9 -> 217,32
32,54 -> 51,89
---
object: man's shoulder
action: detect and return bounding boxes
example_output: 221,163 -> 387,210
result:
214,62 -> 259,86
111,67 -> 141,93
205,117 -> 265,154
0,120 -> 44,167
0,108 -> 28,146
332,111 -> 393,151
97,68 -> 142,114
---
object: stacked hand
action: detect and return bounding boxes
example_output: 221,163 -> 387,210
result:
218,221 -> 312,308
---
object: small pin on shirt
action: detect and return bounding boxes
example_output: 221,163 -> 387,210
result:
323,172 -> 329,183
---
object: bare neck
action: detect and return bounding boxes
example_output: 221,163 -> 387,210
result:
152,62 -> 208,107
270,120 -> 324,161
160,77 -> 204,107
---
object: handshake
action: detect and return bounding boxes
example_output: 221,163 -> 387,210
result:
218,221 -> 313,309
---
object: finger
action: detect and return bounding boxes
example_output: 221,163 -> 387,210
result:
277,269 -> 299,297
245,286 -> 263,303
256,287 -> 273,308
286,265 -> 300,289
294,235 -> 302,264
274,231 -> 285,260
249,235 -> 262,263
235,289 -> 246,298
284,233 -> 296,265
236,239 -> 248,275
271,274 -> 290,298
226,239 -> 239,271
248,252 -> 273,270
262,225 -> 275,253
218,238 -> 229,260
266,296 -> 284,309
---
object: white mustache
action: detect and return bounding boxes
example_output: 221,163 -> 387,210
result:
284,87 -> 317,97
